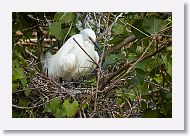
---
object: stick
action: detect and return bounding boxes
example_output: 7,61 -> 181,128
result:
73,38 -> 99,67
101,39 -> 154,92
93,12 -> 110,113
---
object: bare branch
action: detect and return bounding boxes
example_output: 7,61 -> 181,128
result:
97,13 -> 123,41
117,18 -> 153,39
100,41 -> 171,91
63,21 -> 73,43
103,35 -> 137,58
102,40 -> 153,92
144,80 -> 170,91
94,13 -> 110,113
73,38 -> 99,67
12,100 -> 49,110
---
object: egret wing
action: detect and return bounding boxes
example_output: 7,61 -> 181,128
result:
56,34 -> 84,56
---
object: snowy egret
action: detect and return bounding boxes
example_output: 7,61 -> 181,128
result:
42,29 -> 100,81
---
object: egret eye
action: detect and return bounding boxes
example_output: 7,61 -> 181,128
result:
88,36 -> 101,54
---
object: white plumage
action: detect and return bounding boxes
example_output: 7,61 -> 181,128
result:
42,29 -> 99,81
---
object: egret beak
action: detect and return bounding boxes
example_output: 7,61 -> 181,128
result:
89,37 -> 101,55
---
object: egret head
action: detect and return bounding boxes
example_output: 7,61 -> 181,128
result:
80,29 -> 101,54
80,29 -> 96,43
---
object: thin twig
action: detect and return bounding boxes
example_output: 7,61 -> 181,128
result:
97,13 -> 123,41
93,13 -> 110,113
158,26 -> 172,34
159,21 -> 172,33
22,24 -> 39,32
100,41 -> 171,90
73,38 -> 99,67
63,21 -> 73,43
103,35 -> 137,58
157,34 -> 172,38
118,19 -> 153,39
28,14 -> 44,22
12,101 -> 49,110
101,39 -> 154,92
144,80 -> 170,91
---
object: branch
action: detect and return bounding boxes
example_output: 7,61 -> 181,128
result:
97,13 -> 123,41
12,100 -> 49,110
103,35 -> 136,58
140,41 -> 171,62
73,38 -> 99,67
117,17 -> 153,39
100,41 -> 171,91
22,24 -> 40,32
94,13 -> 110,113
101,40 -> 153,92
63,21 -> 73,43
144,80 -> 170,92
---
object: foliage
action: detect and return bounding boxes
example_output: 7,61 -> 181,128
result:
12,12 -> 172,118
49,12 -> 77,40
43,97 -> 79,118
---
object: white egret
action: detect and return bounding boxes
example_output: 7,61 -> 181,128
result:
42,29 -> 100,81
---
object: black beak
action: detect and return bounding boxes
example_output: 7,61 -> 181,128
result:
89,37 -> 101,55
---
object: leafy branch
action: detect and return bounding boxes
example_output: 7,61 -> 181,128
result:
100,41 -> 172,91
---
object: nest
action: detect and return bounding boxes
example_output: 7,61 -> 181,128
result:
12,57 -> 142,118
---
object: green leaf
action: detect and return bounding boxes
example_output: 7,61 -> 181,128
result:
135,68 -> 146,86
116,98 -> 124,105
128,77 -> 141,87
127,54 -> 136,62
143,108 -> 159,118
165,92 -> 172,100
62,100 -> 79,117
68,28 -> 78,37
160,104 -> 167,115
131,20 -> 149,40
145,58 -> 160,72
164,99 -> 172,115
140,100 -> 148,110
12,67 -> 25,81
154,74 -> 163,84
142,15 -> 164,35
18,111 -> 27,118
87,78 -> 96,86
49,97 -> 62,112
19,98 -> 28,107
42,104 -> 52,113
54,108 -> 66,118
12,111 -> 18,118
127,93 -> 136,101
161,55 -> 172,76
108,36 -> 124,45
104,54 -> 117,65
161,55 -> 167,65
81,100 -> 87,111
135,68 -> 146,76
24,88 -> 30,96
12,60 -> 29,94
104,54 -> 122,66
54,12 -> 65,22
43,97 -> 65,117
17,52 -> 28,66
21,78 -> 27,88
49,22 -> 65,40
167,62 -> 172,76
59,12 -> 76,24
12,82 -> 19,91
112,23 -> 124,35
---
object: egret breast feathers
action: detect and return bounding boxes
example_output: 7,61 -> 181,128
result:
42,29 -> 99,81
